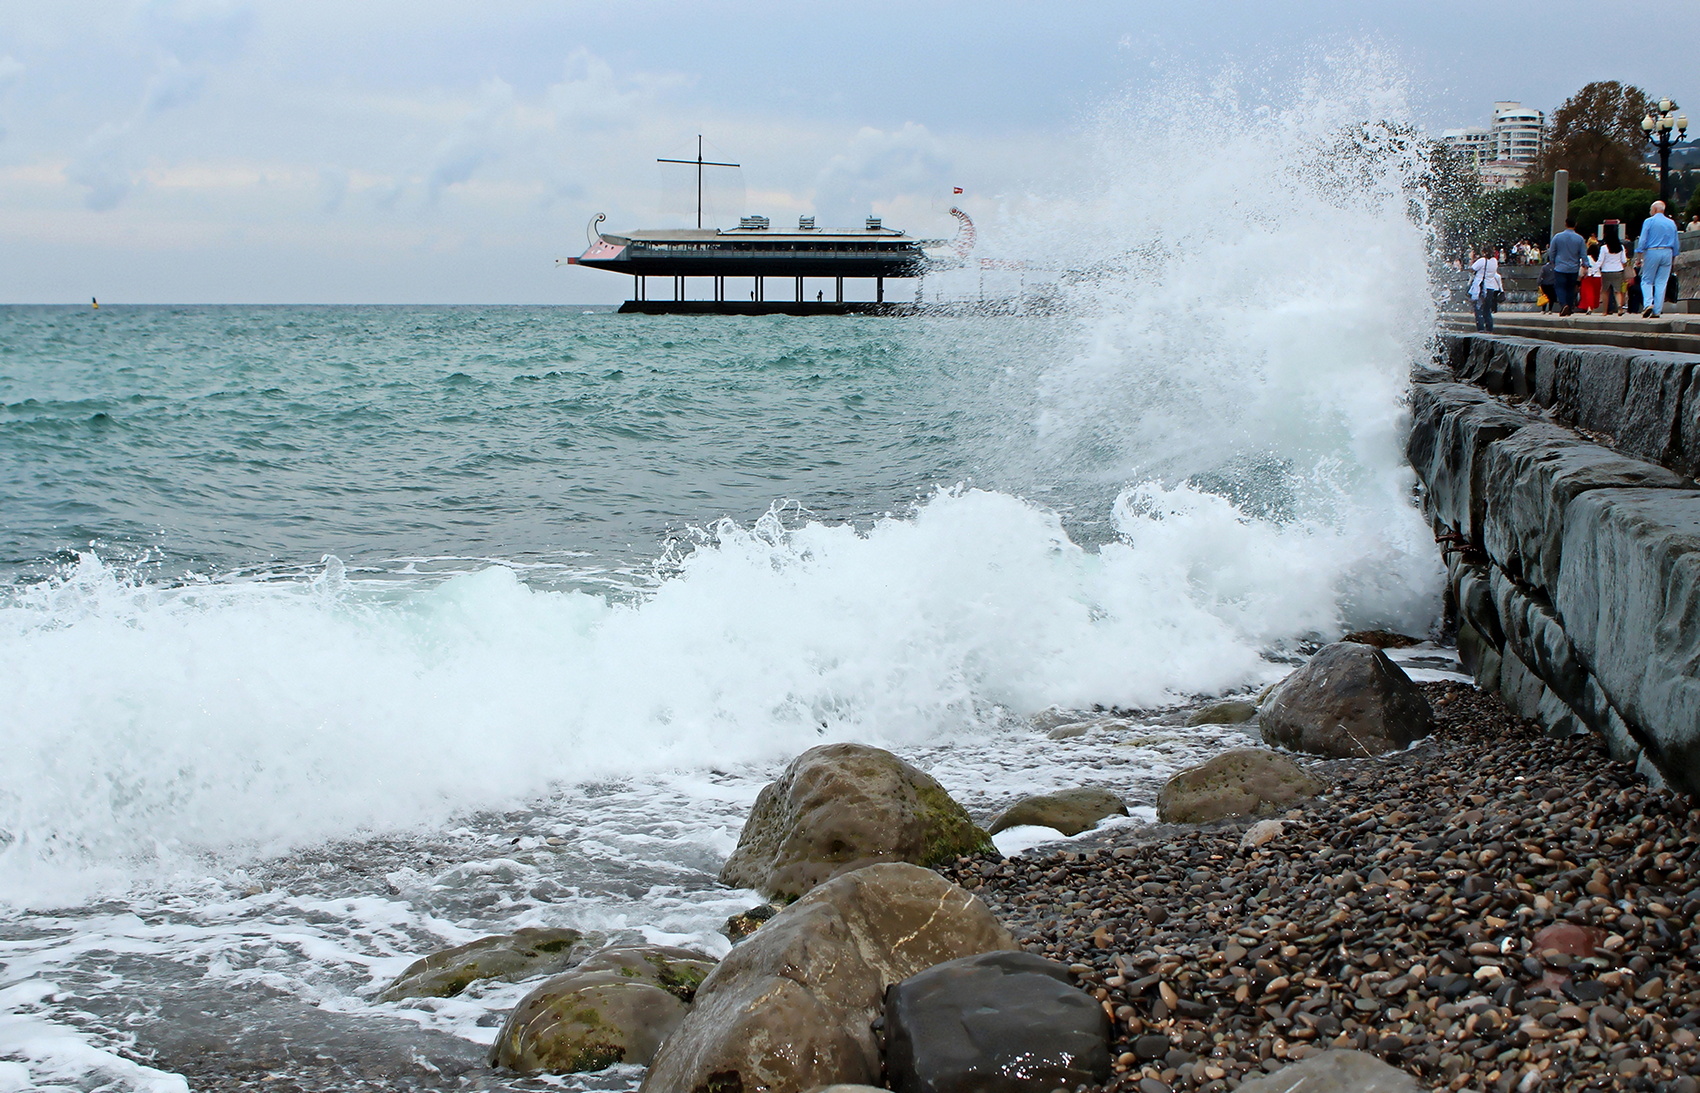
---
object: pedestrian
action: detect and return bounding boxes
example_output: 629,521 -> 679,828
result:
1548,217 -> 1587,317
1598,224 -> 1629,316
1538,253 -> 1557,312
1469,245 -> 1502,332
1689,214 -> 1700,232
1636,200 -> 1681,318
1579,241 -> 1602,313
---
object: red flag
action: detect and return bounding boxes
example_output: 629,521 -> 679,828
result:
953,187 -> 964,194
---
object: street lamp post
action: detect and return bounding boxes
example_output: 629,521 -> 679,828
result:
1642,99 -> 1689,206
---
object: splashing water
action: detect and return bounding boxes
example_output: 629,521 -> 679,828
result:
0,50 -> 1447,1093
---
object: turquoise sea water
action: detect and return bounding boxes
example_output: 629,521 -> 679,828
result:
0,71 -> 1455,1087
0,306 -> 1011,584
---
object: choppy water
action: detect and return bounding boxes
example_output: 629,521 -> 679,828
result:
2,56 -> 1449,1093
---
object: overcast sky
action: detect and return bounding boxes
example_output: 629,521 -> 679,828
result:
0,1 -> 1693,304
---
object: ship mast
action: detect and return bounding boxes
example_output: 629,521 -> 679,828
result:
658,136 -> 740,229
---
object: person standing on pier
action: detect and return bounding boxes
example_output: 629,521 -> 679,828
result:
1548,218 -> 1586,318
1469,246 -> 1502,332
1636,200 -> 1681,318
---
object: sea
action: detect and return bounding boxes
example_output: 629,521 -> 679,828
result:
2,68 -> 1450,1092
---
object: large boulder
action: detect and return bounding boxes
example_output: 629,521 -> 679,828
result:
379,927 -> 592,1002
719,743 -> 994,903
883,951 -> 1111,1093
490,945 -> 717,1074
640,862 -> 1017,1093
1155,748 -> 1326,824
1259,643 -> 1433,758
986,787 -> 1127,837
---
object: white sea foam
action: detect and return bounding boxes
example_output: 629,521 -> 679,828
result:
2,47 -> 1447,1093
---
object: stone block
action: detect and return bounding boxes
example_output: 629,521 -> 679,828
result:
1535,345 -> 1630,438
1405,382 -> 1532,547
1498,649 -> 1547,722
1480,424 -> 1684,590
1453,562 -> 1500,645
1675,361 -> 1700,477
1620,352 -> 1696,469
1555,487 -> 1700,795
1487,567 -> 1590,715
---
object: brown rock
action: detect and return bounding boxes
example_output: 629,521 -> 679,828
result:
640,862 -> 1017,1093
719,743 -> 994,902
1155,749 -> 1326,824
1259,643 -> 1433,758
490,946 -> 717,1074
1533,923 -> 1607,959
987,786 -> 1128,836
379,927 -> 592,1002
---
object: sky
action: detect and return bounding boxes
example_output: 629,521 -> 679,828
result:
0,1 -> 1694,304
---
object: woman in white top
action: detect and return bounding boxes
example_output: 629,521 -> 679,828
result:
1597,235 -> 1628,316
1469,247 -> 1502,332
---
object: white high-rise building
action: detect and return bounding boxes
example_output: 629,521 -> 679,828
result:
1491,102 -> 1545,164
1438,127 -> 1494,171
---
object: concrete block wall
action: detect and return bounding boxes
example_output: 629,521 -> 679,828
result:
1412,333 -> 1700,794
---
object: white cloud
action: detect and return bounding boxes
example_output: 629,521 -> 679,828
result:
425,77 -> 517,203
66,122 -> 139,211
813,122 -> 953,222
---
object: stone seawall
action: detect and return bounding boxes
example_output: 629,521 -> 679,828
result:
1410,332 -> 1700,794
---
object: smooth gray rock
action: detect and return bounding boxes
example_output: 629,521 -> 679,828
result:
1479,423 -> 1683,589
1230,1048 -> 1423,1093
640,863 -> 1017,1093
882,951 -> 1110,1093
1459,334 -> 1540,397
489,946 -> 716,1073
379,927 -> 592,1002
987,787 -> 1127,836
1497,648 -> 1548,722
1185,698 -> 1259,726
1259,643 -> 1433,758
1155,748 -> 1326,824
719,743 -> 994,903
1555,487 -> 1700,794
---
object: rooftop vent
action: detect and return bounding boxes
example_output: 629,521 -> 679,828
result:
739,215 -> 770,230
865,216 -> 882,231
798,215 -> 815,230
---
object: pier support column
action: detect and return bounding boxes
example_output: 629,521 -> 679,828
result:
715,276 -> 723,303
876,276 -> 884,304
796,275 -> 803,303
835,276 -> 843,304
675,275 -> 684,301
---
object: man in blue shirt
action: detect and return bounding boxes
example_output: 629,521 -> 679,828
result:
1636,200 -> 1682,318
1547,218 -> 1587,317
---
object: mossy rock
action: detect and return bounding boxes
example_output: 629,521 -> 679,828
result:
723,903 -> 780,943
1184,699 -> 1259,726
380,927 -> 593,1002
1155,748 -> 1326,824
987,787 -> 1127,836
719,743 -> 995,903
490,945 -> 718,1074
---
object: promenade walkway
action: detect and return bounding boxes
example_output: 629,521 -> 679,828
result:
1439,310 -> 1700,354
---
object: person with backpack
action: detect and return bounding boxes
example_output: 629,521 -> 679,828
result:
1469,245 -> 1502,331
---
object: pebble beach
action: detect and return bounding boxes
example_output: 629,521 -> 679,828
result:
944,681 -> 1700,1093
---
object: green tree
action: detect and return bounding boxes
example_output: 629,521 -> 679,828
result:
1533,81 -> 1655,191
1568,188 -> 1659,237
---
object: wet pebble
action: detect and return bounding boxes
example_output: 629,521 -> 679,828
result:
941,681 -> 1700,1092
